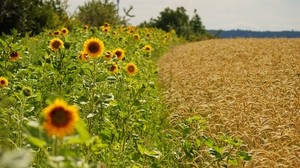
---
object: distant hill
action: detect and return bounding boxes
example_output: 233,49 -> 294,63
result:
208,30 -> 300,38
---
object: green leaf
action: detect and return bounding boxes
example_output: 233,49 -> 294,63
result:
131,152 -> 141,161
237,151 -> 252,161
65,136 -> 83,144
228,156 -> 238,166
75,119 -> 90,142
137,144 -> 162,159
209,148 -> 222,160
144,149 -> 162,159
27,136 -> 46,148
0,38 -> 7,47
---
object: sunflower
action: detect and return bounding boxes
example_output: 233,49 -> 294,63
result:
103,27 -> 110,33
143,45 -> 152,52
125,63 -> 138,75
83,25 -> 89,31
83,37 -> 105,58
113,48 -> 125,60
78,51 -> 89,62
133,34 -> 140,41
109,63 -> 118,73
53,30 -> 60,36
0,77 -> 8,88
49,38 -> 64,52
10,51 -> 20,61
43,99 -> 79,138
61,28 -> 69,36
104,51 -> 113,60
103,22 -> 110,28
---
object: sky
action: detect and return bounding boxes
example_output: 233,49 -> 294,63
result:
67,0 -> 300,31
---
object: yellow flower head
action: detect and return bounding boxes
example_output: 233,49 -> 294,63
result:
49,38 -> 64,52
103,22 -> 110,28
53,30 -> 60,36
113,48 -> 125,60
0,77 -> 8,88
10,51 -> 20,61
102,27 -> 110,33
61,28 -> 69,36
133,34 -> 140,41
109,63 -> 118,73
83,25 -> 89,31
143,45 -> 152,52
43,99 -> 79,138
78,51 -> 89,62
125,63 -> 138,75
83,37 -> 105,58
104,51 -> 113,60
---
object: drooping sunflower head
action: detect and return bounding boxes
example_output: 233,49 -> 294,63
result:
143,45 -> 152,52
109,63 -> 118,74
83,37 -> 105,58
78,51 -> 89,62
0,77 -> 8,88
43,99 -> 79,138
10,51 -> 20,61
113,48 -> 125,60
49,38 -> 64,52
61,28 -> 69,36
125,63 -> 138,76
104,51 -> 113,60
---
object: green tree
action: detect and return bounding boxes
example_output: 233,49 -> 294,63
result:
0,0 -> 69,35
140,7 -> 213,41
189,10 -> 205,35
76,0 -> 124,27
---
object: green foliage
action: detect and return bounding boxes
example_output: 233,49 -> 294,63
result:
140,7 -> 214,41
76,0 -> 124,27
0,0 -> 69,35
0,24 -> 251,167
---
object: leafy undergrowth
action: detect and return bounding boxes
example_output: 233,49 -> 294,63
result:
0,26 -> 183,167
158,38 -> 300,167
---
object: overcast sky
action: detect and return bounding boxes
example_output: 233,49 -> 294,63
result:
67,0 -> 300,31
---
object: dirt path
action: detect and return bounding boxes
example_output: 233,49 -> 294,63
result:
158,39 -> 300,167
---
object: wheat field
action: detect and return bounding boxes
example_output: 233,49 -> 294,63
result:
158,38 -> 300,167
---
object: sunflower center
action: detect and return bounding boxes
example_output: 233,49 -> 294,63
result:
50,107 -> 71,127
10,52 -> 18,58
127,65 -> 135,73
115,51 -> 122,57
110,65 -> 117,71
0,80 -> 5,84
88,42 -> 100,54
52,41 -> 61,49
105,52 -> 111,58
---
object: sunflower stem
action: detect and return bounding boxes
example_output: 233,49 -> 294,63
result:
17,96 -> 26,148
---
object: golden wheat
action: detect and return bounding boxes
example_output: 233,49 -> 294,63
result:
158,38 -> 300,167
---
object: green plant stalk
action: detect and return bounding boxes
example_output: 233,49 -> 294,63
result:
88,60 -> 97,132
17,96 -> 26,148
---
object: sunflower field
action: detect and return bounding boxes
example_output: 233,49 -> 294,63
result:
0,25 -> 178,167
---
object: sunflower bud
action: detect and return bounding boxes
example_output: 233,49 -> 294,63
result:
22,87 -> 32,97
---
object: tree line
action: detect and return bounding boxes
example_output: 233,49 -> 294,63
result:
0,0 -> 213,40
